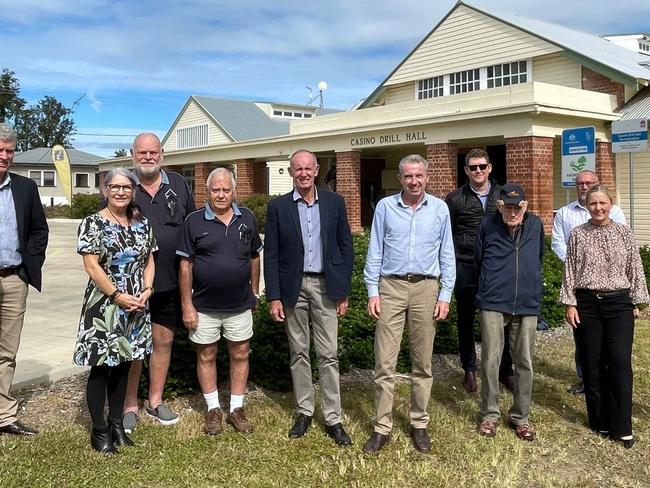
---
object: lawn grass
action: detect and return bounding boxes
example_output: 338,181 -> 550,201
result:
2,324 -> 650,487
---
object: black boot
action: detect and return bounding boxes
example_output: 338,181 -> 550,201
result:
91,424 -> 119,454
109,418 -> 134,447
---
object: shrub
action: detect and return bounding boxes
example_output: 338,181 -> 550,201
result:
71,193 -> 102,219
44,204 -> 71,218
238,194 -> 277,230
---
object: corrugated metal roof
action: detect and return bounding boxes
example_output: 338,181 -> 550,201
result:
13,147 -> 103,166
193,96 -> 290,141
465,1 -> 650,81
618,86 -> 650,119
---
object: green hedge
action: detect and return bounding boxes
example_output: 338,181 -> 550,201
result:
43,193 -> 102,219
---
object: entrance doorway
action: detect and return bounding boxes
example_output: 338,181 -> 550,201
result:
456,144 -> 507,188
361,158 -> 385,228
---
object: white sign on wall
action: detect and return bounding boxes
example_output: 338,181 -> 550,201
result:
612,119 -> 648,153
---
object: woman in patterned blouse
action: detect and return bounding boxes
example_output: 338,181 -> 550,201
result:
560,184 -> 648,449
74,168 -> 157,454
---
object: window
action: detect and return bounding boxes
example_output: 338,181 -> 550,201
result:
303,113 -> 312,118
75,173 -> 89,188
449,68 -> 480,94
273,110 -> 283,116
95,173 -> 100,188
417,76 -> 444,99
176,124 -> 209,149
640,41 -> 650,52
182,167 -> 195,195
487,60 -> 528,88
28,170 -> 56,187
272,109 -> 314,119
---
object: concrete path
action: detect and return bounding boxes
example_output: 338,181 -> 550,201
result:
13,219 -> 88,389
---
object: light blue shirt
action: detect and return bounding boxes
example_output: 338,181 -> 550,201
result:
0,174 -> 22,268
293,188 -> 323,273
364,192 -> 456,302
471,181 -> 491,210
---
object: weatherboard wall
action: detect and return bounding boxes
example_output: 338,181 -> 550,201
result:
164,100 -> 231,152
616,146 -> 650,244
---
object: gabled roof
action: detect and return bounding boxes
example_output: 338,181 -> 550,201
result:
192,96 -> 291,141
618,86 -> 650,120
360,0 -> 650,109
13,147 -> 103,166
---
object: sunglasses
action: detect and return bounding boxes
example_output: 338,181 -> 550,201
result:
467,164 -> 489,172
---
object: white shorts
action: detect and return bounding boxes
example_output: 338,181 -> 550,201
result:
189,310 -> 253,344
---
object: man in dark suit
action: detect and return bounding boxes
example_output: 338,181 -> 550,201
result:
0,123 -> 48,436
264,149 -> 354,445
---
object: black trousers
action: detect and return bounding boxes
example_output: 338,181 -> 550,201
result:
455,260 -> 513,376
86,362 -> 131,428
575,289 -> 635,438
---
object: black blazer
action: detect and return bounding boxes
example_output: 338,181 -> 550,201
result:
9,173 -> 49,291
264,188 -> 354,308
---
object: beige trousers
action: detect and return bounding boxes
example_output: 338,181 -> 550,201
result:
373,277 -> 438,435
285,275 -> 341,426
0,274 -> 29,427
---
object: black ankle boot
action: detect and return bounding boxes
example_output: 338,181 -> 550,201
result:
91,425 -> 118,454
109,418 -> 134,447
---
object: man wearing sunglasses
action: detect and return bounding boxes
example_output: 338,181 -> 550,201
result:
445,148 -> 514,393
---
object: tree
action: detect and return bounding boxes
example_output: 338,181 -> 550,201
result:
0,69 -> 26,124
114,148 -> 128,158
1,68 -> 77,151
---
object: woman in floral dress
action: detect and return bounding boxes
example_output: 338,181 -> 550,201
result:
74,168 -> 157,454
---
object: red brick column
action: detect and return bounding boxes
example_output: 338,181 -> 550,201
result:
98,171 -> 106,189
194,162 -> 209,207
505,136 -> 554,231
425,143 -> 457,198
596,140 -> 616,189
336,151 -> 362,233
235,158 -> 256,199
253,161 -> 268,194
582,67 -> 625,108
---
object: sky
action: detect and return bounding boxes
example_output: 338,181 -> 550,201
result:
1,0 -> 649,157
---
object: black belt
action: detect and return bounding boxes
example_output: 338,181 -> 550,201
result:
389,274 -> 435,283
303,272 -> 324,277
0,267 -> 18,278
576,289 -> 629,300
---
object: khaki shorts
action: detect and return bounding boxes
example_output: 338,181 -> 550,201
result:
189,310 -> 253,344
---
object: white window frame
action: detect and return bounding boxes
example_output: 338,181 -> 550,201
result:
449,68 -> 481,95
176,123 -> 209,150
28,170 -> 57,187
416,75 -> 444,100
486,59 -> 530,89
74,172 -> 90,188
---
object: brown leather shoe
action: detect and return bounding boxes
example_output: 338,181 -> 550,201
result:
204,408 -> 223,435
410,427 -> 431,453
463,371 -> 477,393
362,432 -> 390,454
227,407 -> 253,433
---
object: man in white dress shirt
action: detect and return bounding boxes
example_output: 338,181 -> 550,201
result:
551,170 -> 626,394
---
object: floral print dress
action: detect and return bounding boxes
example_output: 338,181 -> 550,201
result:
73,213 -> 158,366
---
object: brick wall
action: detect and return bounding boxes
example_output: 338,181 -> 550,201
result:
595,140 -> 616,189
505,136 -> 554,231
582,67 -> 625,108
335,151 -> 362,233
235,158 -> 256,199
193,162 -> 209,207
425,143 -> 457,198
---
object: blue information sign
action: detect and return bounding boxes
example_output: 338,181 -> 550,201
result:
561,126 -> 596,188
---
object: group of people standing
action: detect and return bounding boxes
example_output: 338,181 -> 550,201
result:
0,120 -> 646,455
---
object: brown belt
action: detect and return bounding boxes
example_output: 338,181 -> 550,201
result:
0,268 -> 17,278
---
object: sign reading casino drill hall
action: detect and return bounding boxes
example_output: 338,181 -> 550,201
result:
350,130 -> 428,148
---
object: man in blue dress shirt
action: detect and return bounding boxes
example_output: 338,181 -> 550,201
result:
363,154 -> 456,454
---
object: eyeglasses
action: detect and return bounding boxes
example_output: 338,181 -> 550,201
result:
576,181 -> 597,187
467,164 -> 489,172
107,184 -> 134,194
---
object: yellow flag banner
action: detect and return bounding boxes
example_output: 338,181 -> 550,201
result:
51,145 -> 72,205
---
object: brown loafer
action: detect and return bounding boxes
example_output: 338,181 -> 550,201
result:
479,420 -> 497,437
463,371 -> 477,393
204,408 -> 224,435
410,427 -> 431,453
227,407 -> 253,433
362,432 -> 390,454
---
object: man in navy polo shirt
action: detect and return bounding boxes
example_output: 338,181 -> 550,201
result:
122,133 -> 195,432
177,168 -> 262,435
